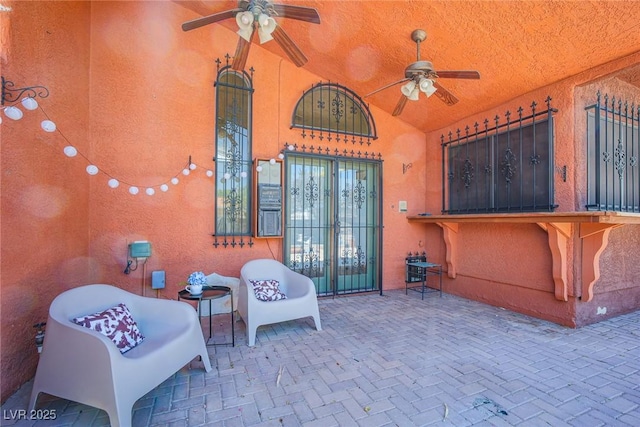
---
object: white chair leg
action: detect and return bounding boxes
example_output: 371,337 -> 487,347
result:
247,325 -> 257,347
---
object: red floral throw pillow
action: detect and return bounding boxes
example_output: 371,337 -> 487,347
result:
72,303 -> 145,354
249,279 -> 287,302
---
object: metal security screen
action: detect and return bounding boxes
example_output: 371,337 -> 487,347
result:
213,60 -> 253,248
284,153 -> 382,296
585,92 -> 639,212
443,99 -> 557,213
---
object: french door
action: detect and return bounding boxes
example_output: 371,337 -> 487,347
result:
284,154 -> 382,296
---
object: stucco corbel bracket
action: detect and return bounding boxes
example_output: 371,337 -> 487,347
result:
536,222 -> 571,301
436,222 -> 458,278
579,223 -> 624,302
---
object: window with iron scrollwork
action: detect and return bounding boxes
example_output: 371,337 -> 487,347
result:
585,92 -> 640,212
443,98 -> 557,214
291,82 -> 377,145
213,59 -> 253,246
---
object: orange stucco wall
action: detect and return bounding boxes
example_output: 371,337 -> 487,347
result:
1,1 -> 639,403
1,0 -> 93,405
1,1 -> 427,401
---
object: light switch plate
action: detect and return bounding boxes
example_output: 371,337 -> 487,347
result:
399,201 -> 408,212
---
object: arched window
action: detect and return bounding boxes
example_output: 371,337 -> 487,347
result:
214,61 -> 253,246
291,83 -> 377,145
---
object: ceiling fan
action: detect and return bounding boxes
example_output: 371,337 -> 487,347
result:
181,0 -> 320,71
365,29 -> 480,117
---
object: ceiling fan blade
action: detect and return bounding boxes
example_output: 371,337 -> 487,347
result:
364,78 -> 410,98
392,95 -> 409,116
181,8 -> 242,32
232,31 -> 254,70
432,81 -> 459,106
271,4 -> 321,24
434,70 -> 481,79
271,25 -> 308,67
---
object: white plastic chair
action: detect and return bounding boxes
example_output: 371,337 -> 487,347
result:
238,259 -> 322,346
28,284 -> 211,427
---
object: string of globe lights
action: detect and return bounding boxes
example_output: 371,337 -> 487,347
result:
1,77 -> 214,195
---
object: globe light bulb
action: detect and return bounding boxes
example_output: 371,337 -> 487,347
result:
256,165 -> 263,172
4,106 -> 23,120
129,186 -> 139,195
21,97 -> 38,110
182,168 -> 190,176
287,144 -> 294,151
206,170 -> 213,177
269,158 -> 276,165
108,179 -> 120,188
63,146 -> 78,157
171,177 -> 179,185
86,165 -> 99,175
223,173 -> 231,180
160,184 -> 169,192
240,171 -> 247,178
146,188 -> 155,196
41,120 -> 56,132
189,163 -> 197,170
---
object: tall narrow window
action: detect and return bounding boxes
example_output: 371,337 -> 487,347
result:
214,60 -> 253,246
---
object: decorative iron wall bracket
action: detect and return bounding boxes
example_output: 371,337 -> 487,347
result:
1,76 -> 49,105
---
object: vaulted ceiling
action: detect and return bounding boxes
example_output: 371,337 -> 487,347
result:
176,0 -> 640,133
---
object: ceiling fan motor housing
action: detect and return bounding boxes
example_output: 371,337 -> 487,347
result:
405,60 -> 436,79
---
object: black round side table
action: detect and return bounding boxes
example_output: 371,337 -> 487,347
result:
178,285 -> 234,346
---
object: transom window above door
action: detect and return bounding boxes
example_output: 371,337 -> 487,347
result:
291,82 -> 378,145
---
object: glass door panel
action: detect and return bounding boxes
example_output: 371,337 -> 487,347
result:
285,154 -> 381,296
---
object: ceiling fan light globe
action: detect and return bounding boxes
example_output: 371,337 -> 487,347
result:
418,77 -> 438,97
257,13 -> 270,27
258,27 -> 274,43
257,15 -> 276,44
407,87 -> 420,101
236,11 -> 254,41
425,85 -> 438,97
418,77 -> 432,91
400,81 -> 417,97
236,11 -> 254,27
237,27 -> 254,42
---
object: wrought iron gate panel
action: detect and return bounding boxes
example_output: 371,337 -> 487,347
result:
335,159 -> 379,294
586,92 -> 640,212
284,154 -> 381,296
442,99 -> 557,213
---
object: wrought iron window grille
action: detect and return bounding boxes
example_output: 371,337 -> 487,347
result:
291,82 -> 378,146
282,143 -> 383,161
212,55 -> 254,248
442,97 -> 558,214
585,92 -> 639,212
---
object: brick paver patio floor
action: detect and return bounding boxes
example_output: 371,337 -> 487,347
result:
2,290 -> 639,426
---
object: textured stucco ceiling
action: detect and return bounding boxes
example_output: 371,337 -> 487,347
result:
176,0 -> 640,132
